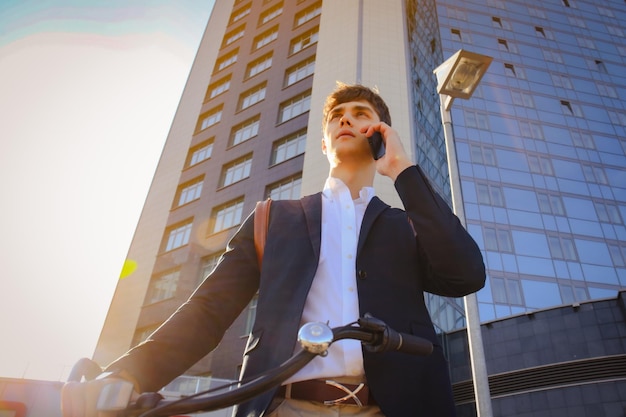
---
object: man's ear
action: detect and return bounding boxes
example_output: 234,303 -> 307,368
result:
321,137 -> 327,154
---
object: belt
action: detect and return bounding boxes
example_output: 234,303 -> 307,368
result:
278,379 -> 376,406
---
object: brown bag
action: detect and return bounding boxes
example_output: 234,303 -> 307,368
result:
254,199 -> 272,267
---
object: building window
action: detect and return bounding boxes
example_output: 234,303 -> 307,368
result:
221,154 -> 253,187
477,183 -> 505,206
511,91 -> 534,108
267,175 -> 302,200
577,37 -> 595,49
491,16 -> 510,29
187,139 -> 214,167
146,269 -> 180,304
492,277 -> 523,305
607,25 -> 624,37
528,155 -> 553,175
543,49 -> 563,63
464,110 -> 489,129
537,193 -> 565,216
535,26 -> 544,37
597,83 -> 618,98
519,121 -> 544,139
230,116 -> 260,147
571,132 -> 595,149
290,26 -> 319,55
278,90 -> 311,123
176,177 -> 204,207
534,26 -> 553,39
294,1 -> 321,27
597,6 -> 615,17
284,56 -> 315,87
559,283 -> 588,304
608,244 -> 626,267
560,100 -> 583,117
551,74 -> 572,89
483,227 -> 513,252
504,63 -> 526,79
582,164 -> 608,185
207,75 -> 231,100
199,106 -> 223,131
559,284 -> 589,304
165,221 -> 193,251
447,7 -> 467,20
591,59 -> 608,73
253,26 -> 279,50
259,2 -> 283,26
198,252 -> 223,285
469,144 -> 496,166
215,49 -> 238,72
608,110 -> 626,126
528,8 -> 546,19
595,201 -> 622,224
568,16 -> 585,28
238,83 -> 266,111
243,296 -> 258,334
548,235 -> 577,260
487,0 -> 506,9
212,199 -> 245,233
272,130 -> 307,164
246,52 -> 273,78
229,4 -> 251,24
222,25 -> 245,47
450,29 -> 472,42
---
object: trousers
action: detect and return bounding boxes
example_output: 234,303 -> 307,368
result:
268,398 -> 385,417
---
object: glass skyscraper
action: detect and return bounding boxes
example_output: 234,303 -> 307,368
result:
429,0 -> 625,322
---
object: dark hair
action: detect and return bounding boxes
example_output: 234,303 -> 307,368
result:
322,82 -> 392,127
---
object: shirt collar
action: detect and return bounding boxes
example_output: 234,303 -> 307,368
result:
322,177 -> 376,204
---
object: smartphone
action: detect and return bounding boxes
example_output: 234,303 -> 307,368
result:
368,131 -> 386,160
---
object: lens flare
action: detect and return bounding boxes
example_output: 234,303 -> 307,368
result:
119,259 -> 137,279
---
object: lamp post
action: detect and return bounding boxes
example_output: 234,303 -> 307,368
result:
433,49 -> 493,417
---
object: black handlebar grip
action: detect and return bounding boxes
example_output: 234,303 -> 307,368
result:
386,329 -> 433,356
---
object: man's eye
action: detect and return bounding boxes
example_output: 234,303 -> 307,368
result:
330,113 -> 341,120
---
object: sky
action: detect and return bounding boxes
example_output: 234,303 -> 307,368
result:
0,0 -> 214,381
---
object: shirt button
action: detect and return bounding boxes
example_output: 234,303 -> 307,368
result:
347,254 -> 353,259
348,287 -> 355,292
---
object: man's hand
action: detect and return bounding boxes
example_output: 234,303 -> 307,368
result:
61,378 -> 136,417
362,123 -> 413,181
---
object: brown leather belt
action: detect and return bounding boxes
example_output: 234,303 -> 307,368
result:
278,379 -> 376,406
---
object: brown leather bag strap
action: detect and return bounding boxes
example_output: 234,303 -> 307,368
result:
254,198 -> 272,268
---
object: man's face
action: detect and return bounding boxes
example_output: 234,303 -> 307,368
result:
322,100 -> 380,163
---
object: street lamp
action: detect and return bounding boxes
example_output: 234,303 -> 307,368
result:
433,49 -> 493,417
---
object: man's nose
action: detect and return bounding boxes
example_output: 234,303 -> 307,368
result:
340,115 -> 352,126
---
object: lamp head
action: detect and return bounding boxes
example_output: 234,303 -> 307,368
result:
434,49 -> 493,100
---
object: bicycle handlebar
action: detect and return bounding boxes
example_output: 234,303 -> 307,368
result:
94,314 -> 433,417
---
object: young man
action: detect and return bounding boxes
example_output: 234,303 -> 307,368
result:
62,84 -> 485,417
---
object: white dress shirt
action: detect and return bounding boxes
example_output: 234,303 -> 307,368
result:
286,177 -> 375,384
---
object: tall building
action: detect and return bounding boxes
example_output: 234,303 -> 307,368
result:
94,0 -> 626,414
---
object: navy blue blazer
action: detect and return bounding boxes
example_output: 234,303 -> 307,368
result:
108,166 -> 485,417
